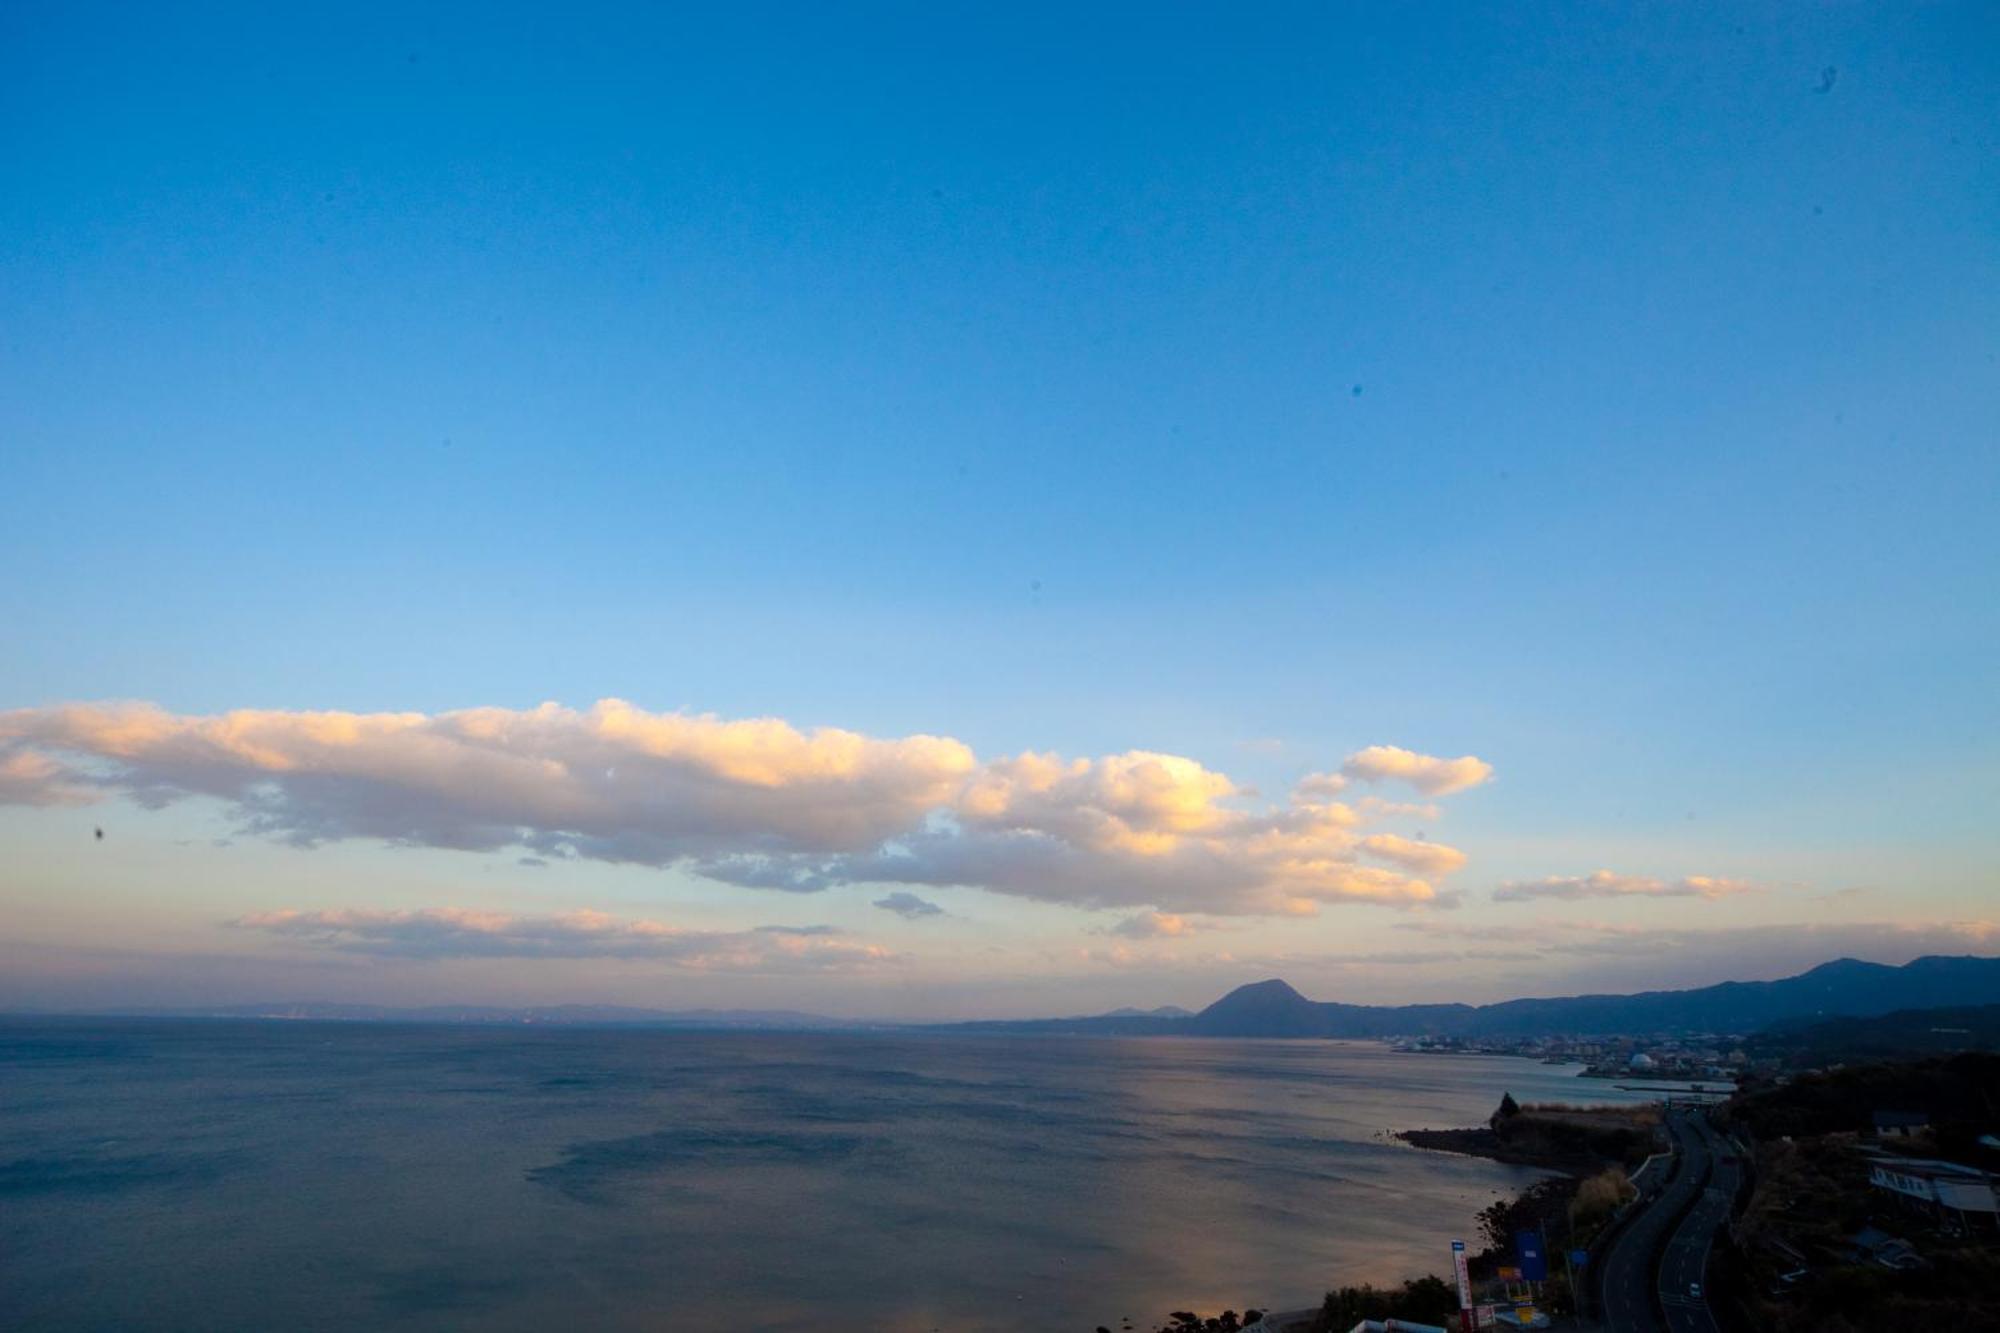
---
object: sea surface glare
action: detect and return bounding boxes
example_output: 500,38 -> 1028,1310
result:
0,1021 -> 1656,1330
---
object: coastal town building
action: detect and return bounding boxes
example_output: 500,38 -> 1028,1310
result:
1863,1152 -> 2000,1230
1870,1109 -> 1931,1138
1845,1226 -> 1925,1271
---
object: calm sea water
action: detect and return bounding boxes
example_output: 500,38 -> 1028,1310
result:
0,1020 -> 1653,1331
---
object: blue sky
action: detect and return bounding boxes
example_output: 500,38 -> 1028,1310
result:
2,3 -> 1995,1017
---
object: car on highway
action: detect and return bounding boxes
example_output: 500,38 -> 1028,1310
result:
1689,1282 -> 1702,1299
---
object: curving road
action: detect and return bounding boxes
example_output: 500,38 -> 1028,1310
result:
1597,1107 -> 1718,1333
1659,1115 -> 1740,1333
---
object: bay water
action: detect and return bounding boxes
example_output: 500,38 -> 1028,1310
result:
0,1020 -> 1653,1331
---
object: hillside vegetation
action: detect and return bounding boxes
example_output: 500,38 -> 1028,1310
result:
1723,1052 -> 2000,1149
1748,1004 -> 2000,1065
1715,1054 -> 2000,1332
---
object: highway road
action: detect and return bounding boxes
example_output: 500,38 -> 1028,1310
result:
1597,1108 -> 1712,1333
1659,1115 -> 1741,1333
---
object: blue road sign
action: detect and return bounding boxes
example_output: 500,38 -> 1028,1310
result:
1516,1231 -> 1548,1282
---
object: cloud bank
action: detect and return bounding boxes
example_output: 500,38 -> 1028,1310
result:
0,700 -> 1491,917
1492,870 -> 1755,903
1397,916 -> 2000,995
234,907 -> 895,970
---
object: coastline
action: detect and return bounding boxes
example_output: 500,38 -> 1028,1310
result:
1128,1112 -> 1623,1329
1393,1124 -> 1601,1175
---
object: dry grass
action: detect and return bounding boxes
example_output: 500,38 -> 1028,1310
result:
1515,1103 -> 1664,1139
1569,1167 -> 1637,1244
1520,1102 -> 1662,1127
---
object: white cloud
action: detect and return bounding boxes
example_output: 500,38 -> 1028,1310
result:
233,907 -> 896,970
1492,870 -> 1756,903
1339,745 -> 1494,796
0,699 -> 1502,918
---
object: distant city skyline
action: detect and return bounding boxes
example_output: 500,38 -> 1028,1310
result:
2,3 -> 1994,1017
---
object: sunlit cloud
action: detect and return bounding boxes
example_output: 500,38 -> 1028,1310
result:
1492,870 -> 1755,903
1338,745 -> 1494,796
1360,833 -> 1468,877
1106,911 -> 1203,939
0,748 -> 94,806
1355,796 -> 1442,821
233,907 -> 897,970
0,698 -> 975,855
769,820 -> 1441,916
0,700 -> 1497,918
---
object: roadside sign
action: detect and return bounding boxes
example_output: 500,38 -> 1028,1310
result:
1452,1240 -> 1473,1309
1515,1231 -> 1548,1282
1569,1249 -> 1588,1269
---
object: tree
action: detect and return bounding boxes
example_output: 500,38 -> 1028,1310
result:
1314,1276 -> 1457,1332
1478,1176 -> 1573,1254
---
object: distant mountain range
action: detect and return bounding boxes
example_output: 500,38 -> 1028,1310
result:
948,955 -> 2000,1039
40,955 -> 2000,1039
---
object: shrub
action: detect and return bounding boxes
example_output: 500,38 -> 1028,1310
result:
1569,1167 -> 1636,1242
